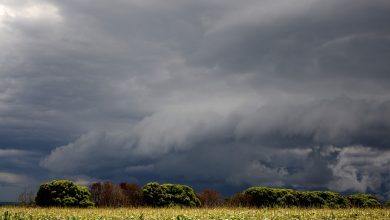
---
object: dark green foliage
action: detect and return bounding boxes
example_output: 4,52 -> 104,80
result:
308,191 -> 350,208
387,199 -> 390,208
243,187 -> 299,207
35,180 -> 94,207
143,182 -> 200,207
142,182 -> 165,207
347,194 -> 382,208
276,190 -> 299,207
243,187 -> 351,208
297,191 -> 326,208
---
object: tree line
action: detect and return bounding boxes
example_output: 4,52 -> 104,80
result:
19,179 -> 390,208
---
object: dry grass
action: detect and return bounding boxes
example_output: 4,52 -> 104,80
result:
1,207 -> 389,219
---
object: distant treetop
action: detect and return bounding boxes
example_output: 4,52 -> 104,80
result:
35,180 -> 94,207
143,182 -> 200,207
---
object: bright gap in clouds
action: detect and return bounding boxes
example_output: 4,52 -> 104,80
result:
0,2 -> 61,21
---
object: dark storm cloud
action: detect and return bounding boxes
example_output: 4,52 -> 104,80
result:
1,0 -> 390,201
0,148 -> 41,200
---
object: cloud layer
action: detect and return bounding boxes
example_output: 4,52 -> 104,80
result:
1,0 -> 390,201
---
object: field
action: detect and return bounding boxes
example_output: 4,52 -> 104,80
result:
1,207 -> 390,220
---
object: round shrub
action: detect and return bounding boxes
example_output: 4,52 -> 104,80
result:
35,180 -> 94,207
143,182 -> 200,207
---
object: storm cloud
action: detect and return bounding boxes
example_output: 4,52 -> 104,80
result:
1,0 -> 390,201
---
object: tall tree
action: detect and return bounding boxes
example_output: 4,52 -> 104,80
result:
36,180 -> 94,207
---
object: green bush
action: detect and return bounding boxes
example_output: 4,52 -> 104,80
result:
242,187 -> 351,208
297,191 -> 326,208
387,199 -> 390,208
243,187 -> 299,207
35,180 -> 94,207
276,190 -> 299,207
309,191 -> 350,208
347,194 -> 382,208
143,182 -> 200,207
243,187 -> 274,207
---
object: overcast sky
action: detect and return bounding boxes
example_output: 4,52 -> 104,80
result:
1,0 -> 390,202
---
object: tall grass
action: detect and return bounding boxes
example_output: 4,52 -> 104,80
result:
1,207 -> 389,220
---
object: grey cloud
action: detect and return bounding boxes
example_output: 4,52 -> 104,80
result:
316,33 -> 390,79
236,97 -> 390,147
328,146 -> 390,193
188,0 -> 390,98
0,149 -> 38,157
0,148 -> 41,173
125,164 -> 154,173
40,109 -> 235,173
0,172 -> 29,185
40,131 -> 136,174
227,160 -> 289,187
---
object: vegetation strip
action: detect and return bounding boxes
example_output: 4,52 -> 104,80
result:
24,180 -> 390,208
1,207 -> 390,220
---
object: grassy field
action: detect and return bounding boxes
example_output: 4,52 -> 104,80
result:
1,207 -> 390,220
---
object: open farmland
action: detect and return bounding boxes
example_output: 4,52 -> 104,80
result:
1,207 -> 390,220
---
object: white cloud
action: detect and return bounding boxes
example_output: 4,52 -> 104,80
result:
328,146 -> 390,192
0,1 -> 61,22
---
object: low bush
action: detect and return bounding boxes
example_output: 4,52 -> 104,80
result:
143,182 -> 200,207
297,191 -> 326,208
243,187 -> 299,207
347,194 -> 382,208
242,187 -> 352,208
308,191 -> 350,208
36,180 -> 94,207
